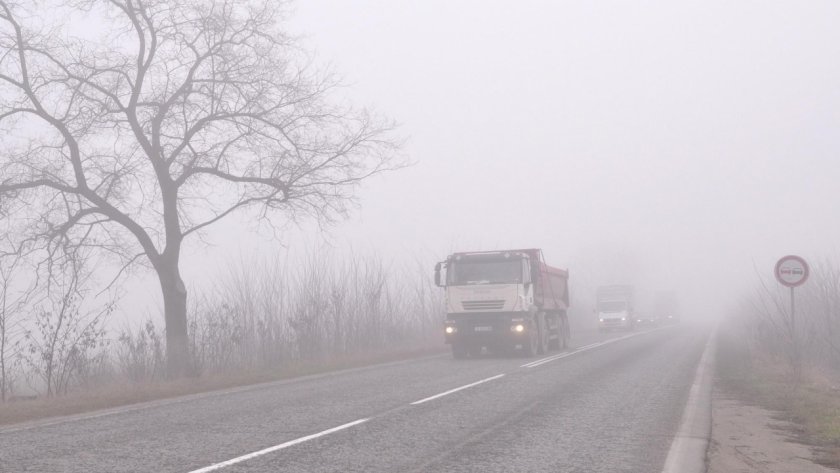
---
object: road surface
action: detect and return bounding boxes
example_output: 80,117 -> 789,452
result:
0,325 -> 708,473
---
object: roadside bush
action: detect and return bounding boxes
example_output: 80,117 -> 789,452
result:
19,276 -> 112,397
2,249 -> 443,397
108,250 -> 442,380
184,250 -> 442,374
116,320 -> 165,383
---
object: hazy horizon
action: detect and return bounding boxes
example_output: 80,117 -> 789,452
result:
90,0 -> 840,326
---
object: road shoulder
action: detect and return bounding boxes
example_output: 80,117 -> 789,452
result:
707,384 -> 836,473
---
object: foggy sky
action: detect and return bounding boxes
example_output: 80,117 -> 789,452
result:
129,0 -> 840,322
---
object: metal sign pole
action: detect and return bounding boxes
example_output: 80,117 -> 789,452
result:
775,255 -> 808,382
790,286 -> 795,337
790,285 -> 800,380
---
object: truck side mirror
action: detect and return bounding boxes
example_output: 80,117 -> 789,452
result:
434,262 -> 443,287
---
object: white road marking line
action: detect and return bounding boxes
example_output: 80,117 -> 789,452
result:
524,351 -> 579,368
576,342 -> 603,351
519,341 -> 607,368
410,374 -> 505,405
661,333 -> 715,473
521,329 -> 663,368
187,418 -> 370,473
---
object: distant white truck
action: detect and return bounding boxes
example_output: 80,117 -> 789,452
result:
596,285 -> 635,331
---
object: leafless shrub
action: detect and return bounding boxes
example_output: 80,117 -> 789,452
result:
175,250 -> 443,375
796,260 -> 840,371
8,248 -> 441,390
19,255 -> 112,397
0,244 -> 35,401
115,319 -> 165,383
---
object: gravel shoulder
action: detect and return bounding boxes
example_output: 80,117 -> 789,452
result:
708,385 -> 837,473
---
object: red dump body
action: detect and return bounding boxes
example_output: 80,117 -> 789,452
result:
514,249 -> 570,312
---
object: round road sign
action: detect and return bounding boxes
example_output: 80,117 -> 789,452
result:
775,255 -> 809,287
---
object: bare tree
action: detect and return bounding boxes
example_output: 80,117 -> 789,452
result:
0,1 -> 400,376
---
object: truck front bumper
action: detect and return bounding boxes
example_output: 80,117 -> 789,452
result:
598,318 -> 632,330
444,312 -> 532,346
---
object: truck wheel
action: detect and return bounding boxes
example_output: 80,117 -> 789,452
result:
522,321 -> 539,358
452,343 -> 468,359
560,316 -> 570,350
547,312 -> 561,351
537,314 -> 549,355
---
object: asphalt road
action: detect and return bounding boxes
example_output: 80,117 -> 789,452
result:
0,324 -> 708,473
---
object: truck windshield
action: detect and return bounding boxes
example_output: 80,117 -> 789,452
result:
447,259 -> 523,285
598,301 -> 627,312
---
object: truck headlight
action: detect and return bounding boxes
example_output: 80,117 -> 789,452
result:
445,326 -> 456,334
513,324 -> 525,333
621,317 -> 626,321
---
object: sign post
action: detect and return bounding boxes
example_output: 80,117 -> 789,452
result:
774,255 -> 809,379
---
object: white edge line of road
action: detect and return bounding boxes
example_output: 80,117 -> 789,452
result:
187,417 -> 370,473
521,327 -> 667,369
661,332 -> 715,473
410,374 -> 506,405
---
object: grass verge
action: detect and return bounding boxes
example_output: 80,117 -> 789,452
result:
0,346 -> 447,427
716,328 -> 840,468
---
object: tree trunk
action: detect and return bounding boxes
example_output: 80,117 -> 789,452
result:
157,258 -> 189,379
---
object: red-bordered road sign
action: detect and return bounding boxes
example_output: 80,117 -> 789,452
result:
775,255 -> 809,287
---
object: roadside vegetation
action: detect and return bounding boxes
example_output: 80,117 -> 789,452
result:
0,0 -> 411,424
717,258 -> 840,467
0,0 -> 401,379
0,250 -> 443,425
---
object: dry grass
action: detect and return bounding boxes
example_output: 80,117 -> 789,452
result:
0,346 -> 446,427
717,328 -> 840,467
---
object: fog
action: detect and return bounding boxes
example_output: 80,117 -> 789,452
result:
7,1 -> 838,327
132,0 -> 840,325
1,2 -> 839,468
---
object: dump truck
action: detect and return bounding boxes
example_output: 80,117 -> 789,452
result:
434,249 -> 570,358
596,285 -> 635,331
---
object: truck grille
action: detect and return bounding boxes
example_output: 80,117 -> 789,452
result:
462,300 -> 505,311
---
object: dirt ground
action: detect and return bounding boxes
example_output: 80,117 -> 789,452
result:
707,385 -> 838,473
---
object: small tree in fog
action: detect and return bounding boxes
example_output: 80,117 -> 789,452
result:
21,252 -> 111,397
0,244 -> 35,401
0,1 -> 400,377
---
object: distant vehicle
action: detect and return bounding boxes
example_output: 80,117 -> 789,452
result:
653,291 -> 680,324
435,249 -> 570,358
596,285 -> 635,331
635,312 -> 659,326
